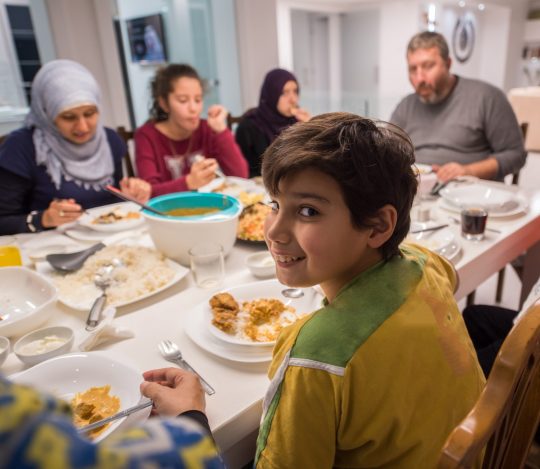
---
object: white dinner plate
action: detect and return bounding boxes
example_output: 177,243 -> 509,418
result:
9,352 -> 150,442
36,257 -> 189,311
437,196 -> 527,218
78,202 -> 145,232
439,183 -> 527,215
198,177 -> 267,206
406,222 -> 461,262
185,279 -> 323,360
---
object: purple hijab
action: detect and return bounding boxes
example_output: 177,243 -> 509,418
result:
245,68 -> 298,143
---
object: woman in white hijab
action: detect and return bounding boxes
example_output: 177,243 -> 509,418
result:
0,59 -> 150,235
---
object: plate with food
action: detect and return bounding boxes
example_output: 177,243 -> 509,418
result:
236,202 -> 271,244
78,202 -> 145,232
9,352 -> 150,441
186,279 -> 323,351
199,176 -> 267,206
37,244 -> 189,311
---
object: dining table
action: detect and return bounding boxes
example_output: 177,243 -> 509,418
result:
1,178 -> 540,469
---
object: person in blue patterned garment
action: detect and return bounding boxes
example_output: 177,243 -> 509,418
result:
1,367 -> 224,468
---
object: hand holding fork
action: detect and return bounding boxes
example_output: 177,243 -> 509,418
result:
158,340 -> 215,395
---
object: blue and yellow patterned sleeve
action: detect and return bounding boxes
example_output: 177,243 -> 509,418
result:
1,376 -> 225,468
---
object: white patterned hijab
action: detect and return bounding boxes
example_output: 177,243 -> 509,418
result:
25,60 -> 114,190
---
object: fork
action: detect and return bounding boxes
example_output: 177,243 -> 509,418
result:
158,340 -> 215,395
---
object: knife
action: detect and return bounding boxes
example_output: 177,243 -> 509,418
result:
410,224 -> 449,234
77,399 -> 153,434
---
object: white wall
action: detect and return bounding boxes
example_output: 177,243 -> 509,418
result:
341,8 -> 380,117
378,1 -> 418,120
211,0 -> 242,114
42,0 -> 128,127
235,0 -> 279,109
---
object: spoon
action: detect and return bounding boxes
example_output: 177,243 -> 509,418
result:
104,185 -> 168,217
46,243 -> 106,272
86,259 -> 123,331
281,288 -> 305,299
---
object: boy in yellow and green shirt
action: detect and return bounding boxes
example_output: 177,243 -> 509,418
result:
255,114 -> 485,468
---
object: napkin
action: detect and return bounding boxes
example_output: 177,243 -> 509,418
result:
77,306 -> 134,351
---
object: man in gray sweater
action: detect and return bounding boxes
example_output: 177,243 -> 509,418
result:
390,31 -> 526,182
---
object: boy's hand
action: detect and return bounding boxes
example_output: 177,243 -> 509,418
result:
141,368 -> 206,417
207,105 -> 228,133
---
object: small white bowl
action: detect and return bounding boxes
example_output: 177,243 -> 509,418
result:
0,336 -> 10,367
14,326 -> 74,366
246,252 -> 276,278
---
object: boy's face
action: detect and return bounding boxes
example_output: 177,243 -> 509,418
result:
265,168 -> 382,301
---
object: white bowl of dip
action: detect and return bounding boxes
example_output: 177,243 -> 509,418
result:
14,326 -> 74,366
246,251 -> 276,278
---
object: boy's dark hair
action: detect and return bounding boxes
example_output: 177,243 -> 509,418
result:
149,64 -> 205,121
261,112 -> 418,260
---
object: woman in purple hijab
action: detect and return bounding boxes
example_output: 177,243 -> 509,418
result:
235,68 -> 310,177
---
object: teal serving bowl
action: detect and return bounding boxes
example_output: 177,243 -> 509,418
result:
141,192 -> 242,266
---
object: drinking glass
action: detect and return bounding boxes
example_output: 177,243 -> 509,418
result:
461,208 -> 488,241
189,242 -> 225,288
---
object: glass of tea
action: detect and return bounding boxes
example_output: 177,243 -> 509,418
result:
461,207 -> 488,241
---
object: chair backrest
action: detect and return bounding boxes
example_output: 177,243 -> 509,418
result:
116,126 -> 136,178
438,302 -> 540,469
226,107 -> 256,131
511,122 -> 528,186
0,134 -> 7,146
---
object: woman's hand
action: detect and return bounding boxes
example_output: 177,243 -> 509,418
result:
186,157 -> 218,190
291,107 -> 311,123
207,105 -> 228,133
119,177 -> 151,203
140,368 -> 206,417
42,198 -> 83,228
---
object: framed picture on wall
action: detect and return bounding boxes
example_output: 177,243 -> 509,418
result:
126,13 -> 167,64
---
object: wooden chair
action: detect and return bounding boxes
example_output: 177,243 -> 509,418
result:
0,134 -> 7,146
438,302 -> 540,469
226,108 -> 256,131
494,122 -> 529,303
116,126 -> 136,178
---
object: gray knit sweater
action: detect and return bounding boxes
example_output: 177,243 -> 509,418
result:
390,76 -> 526,180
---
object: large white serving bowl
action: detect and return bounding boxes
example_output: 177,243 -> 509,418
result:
0,267 -> 57,337
141,192 -> 242,266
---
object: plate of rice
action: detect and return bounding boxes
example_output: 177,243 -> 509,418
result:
38,245 -> 189,310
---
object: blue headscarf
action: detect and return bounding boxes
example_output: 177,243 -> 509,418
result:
25,60 -> 114,190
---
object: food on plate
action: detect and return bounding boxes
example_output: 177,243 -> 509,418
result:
71,385 -> 120,438
53,245 -> 176,307
209,293 -> 308,342
166,207 -> 220,217
238,191 -> 264,206
92,209 -> 140,224
237,203 -> 271,242
211,181 -> 239,193
210,292 -> 240,333
18,335 -> 68,355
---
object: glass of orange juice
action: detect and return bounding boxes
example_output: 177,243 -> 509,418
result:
0,237 -> 22,267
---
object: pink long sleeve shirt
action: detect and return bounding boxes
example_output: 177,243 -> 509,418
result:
135,120 -> 249,196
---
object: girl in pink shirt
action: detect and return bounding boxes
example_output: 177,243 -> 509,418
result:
135,64 -> 248,196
